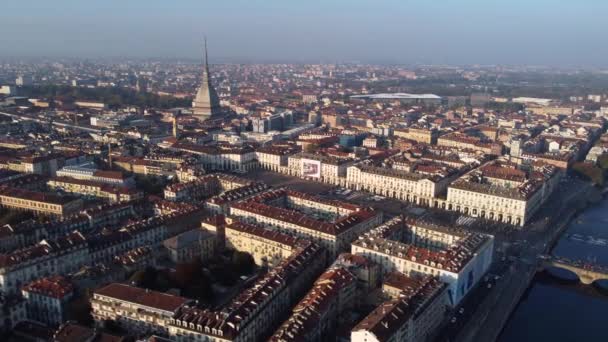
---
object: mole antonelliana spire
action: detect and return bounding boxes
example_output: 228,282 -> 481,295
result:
192,36 -> 222,121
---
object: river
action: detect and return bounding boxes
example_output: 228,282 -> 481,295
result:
498,196 -> 608,342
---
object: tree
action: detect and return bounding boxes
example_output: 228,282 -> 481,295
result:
128,266 -> 157,288
65,292 -> 93,326
210,265 -> 238,286
182,277 -> 213,303
572,162 -> 604,187
597,154 -> 608,170
174,258 -> 204,288
134,175 -> 167,195
231,251 -> 255,275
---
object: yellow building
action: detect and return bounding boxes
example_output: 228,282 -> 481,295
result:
393,128 -> 438,144
92,283 -> 191,336
224,218 -> 300,267
0,186 -> 82,217
230,189 -> 382,259
47,177 -> 142,203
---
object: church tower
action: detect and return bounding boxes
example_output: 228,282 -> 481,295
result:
192,38 -> 222,121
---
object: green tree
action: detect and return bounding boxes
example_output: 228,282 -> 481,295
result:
572,162 -> 604,187
597,154 -> 608,170
128,266 -> 157,288
174,258 -> 204,288
231,251 -> 255,275
65,291 -> 93,326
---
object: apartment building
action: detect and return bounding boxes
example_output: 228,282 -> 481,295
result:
205,183 -> 269,214
438,133 -> 503,156
393,127 -> 438,144
48,177 -> 143,203
171,143 -> 258,172
56,164 -> 132,187
270,267 -> 357,341
224,218 -> 302,267
164,173 -> 262,204
0,231 -> 88,295
293,153 -> 354,187
255,144 -> 301,173
92,283 -> 192,336
0,186 -> 83,217
346,163 -> 449,205
351,217 -> 493,306
168,241 -> 326,341
230,189 -> 382,259
21,275 -> 73,326
351,276 -> 447,342
446,161 -> 561,226
162,228 -> 216,263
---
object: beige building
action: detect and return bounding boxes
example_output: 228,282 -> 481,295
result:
270,267 -> 357,341
446,161 -> 561,226
346,163 -> 451,206
21,275 -> 73,326
92,283 -> 192,336
0,231 -> 89,295
255,144 -> 301,173
393,127 -> 438,144
287,153 -> 354,187
2,155 -> 59,176
0,186 -> 83,217
74,101 -> 107,110
168,241 -> 326,342
351,217 -> 493,306
230,189 -> 382,259
438,133 -> 502,155
162,228 -> 216,263
205,183 -> 269,215
351,276 -> 447,342
224,218 -> 302,267
48,177 -> 142,203
172,143 -> 257,172
528,106 -> 575,117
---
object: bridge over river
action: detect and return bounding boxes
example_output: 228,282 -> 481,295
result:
540,256 -> 608,284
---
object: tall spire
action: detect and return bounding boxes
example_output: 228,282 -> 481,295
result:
192,36 -> 222,121
203,36 -> 210,76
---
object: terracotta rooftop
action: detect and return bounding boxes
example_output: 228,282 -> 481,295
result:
95,283 -> 190,313
22,275 -> 73,299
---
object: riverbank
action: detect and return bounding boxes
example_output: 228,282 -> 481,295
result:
454,181 -> 599,342
499,190 -> 608,342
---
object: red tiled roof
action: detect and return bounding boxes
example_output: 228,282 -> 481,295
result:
95,283 -> 190,312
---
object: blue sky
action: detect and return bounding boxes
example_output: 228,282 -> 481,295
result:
1,0 -> 606,66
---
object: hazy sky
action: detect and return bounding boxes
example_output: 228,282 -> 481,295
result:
1,0 -> 607,66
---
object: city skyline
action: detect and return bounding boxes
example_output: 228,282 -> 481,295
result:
1,2 -> 608,341
1,0 -> 608,67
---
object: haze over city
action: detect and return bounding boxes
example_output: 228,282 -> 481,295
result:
1,2 -> 608,342
2,0 -> 608,66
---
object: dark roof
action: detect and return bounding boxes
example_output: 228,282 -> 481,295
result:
94,283 -> 190,312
